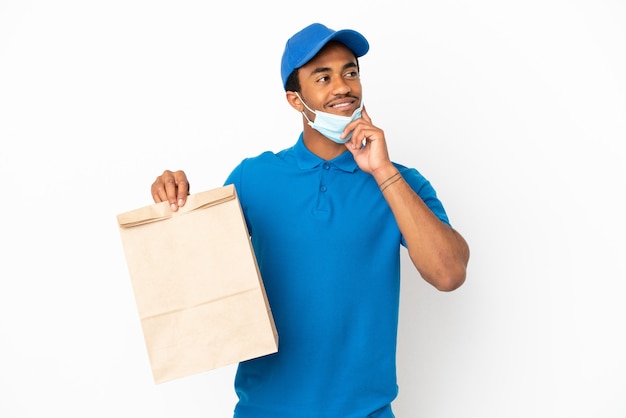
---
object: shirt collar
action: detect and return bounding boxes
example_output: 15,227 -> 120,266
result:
293,133 -> 359,173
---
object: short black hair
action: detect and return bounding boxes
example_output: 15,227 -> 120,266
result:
285,69 -> 301,92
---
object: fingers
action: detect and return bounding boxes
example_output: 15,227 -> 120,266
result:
350,129 -> 374,150
346,121 -> 378,150
342,106 -> 378,150
151,170 -> 190,211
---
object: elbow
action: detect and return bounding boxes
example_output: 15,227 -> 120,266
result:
410,236 -> 470,292
432,268 -> 466,292
415,258 -> 468,292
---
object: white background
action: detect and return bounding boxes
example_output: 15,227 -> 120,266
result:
1,1 -> 625,417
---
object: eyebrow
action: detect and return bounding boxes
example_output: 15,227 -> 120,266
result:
309,61 -> 358,77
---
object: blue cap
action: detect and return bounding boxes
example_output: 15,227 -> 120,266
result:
280,23 -> 369,90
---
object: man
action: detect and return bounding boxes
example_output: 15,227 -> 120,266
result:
151,23 -> 469,418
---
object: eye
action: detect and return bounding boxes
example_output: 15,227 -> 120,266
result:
316,75 -> 330,83
344,70 -> 359,79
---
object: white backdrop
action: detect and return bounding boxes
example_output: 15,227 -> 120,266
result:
1,1 -> 625,417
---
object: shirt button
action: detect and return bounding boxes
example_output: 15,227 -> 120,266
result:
320,186 -> 327,192
323,163 -> 330,170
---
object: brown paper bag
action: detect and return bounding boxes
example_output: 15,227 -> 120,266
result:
117,184 -> 278,384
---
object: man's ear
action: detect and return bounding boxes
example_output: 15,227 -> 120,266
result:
285,91 -> 303,112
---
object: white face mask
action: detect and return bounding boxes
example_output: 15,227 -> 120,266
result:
297,93 -> 363,144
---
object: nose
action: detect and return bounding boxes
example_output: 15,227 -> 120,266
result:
331,76 -> 351,96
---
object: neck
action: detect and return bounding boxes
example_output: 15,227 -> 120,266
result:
301,123 -> 347,161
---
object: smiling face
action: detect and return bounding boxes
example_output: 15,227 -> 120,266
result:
292,41 -> 363,119
284,41 -> 365,159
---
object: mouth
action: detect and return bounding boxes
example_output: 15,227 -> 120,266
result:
327,97 -> 359,113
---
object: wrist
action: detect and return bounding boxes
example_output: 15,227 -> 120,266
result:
372,165 -> 399,186
376,168 -> 402,193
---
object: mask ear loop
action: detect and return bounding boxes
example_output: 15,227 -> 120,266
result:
295,93 -> 316,124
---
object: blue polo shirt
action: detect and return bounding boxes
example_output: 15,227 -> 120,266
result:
224,134 -> 449,418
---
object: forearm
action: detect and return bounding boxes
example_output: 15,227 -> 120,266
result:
375,167 -> 470,291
